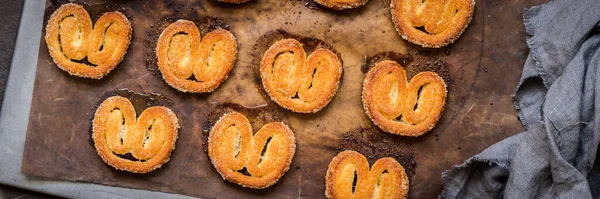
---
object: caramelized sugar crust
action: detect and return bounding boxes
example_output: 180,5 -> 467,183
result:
260,39 -> 342,113
391,0 -> 475,48
157,20 -> 237,93
208,112 -> 296,189
92,96 -> 179,174
362,60 -> 446,136
326,150 -> 409,199
45,3 -> 132,79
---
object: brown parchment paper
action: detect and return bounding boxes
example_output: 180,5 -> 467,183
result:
22,0 -> 547,198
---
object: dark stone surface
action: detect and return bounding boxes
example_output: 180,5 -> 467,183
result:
0,184 -> 60,199
0,0 -> 25,110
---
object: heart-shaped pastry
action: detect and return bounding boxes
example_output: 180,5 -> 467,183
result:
260,38 -> 342,113
362,60 -> 446,136
45,3 -> 132,79
326,150 -> 409,199
156,20 -> 237,93
391,0 -> 475,48
92,96 -> 179,174
314,0 -> 369,10
208,112 -> 296,189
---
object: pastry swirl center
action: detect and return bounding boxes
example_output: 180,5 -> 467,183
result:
362,60 -> 446,136
209,112 -> 296,188
260,39 -> 342,113
92,96 -> 179,173
405,0 -> 466,34
45,3 -> 132,79
326,151 -> 409,199
157,20 -> 237,93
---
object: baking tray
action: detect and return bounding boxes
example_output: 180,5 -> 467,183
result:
5,0 -> 547,198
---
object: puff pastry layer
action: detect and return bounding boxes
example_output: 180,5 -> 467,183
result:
314,0 -> 369,10
362,60 -> 446,136
326,150 -> 409,199
260,39 -> 342,113
92,96 -> 179,174
391,0 -> 475,48
45,3 -> 132,79
208,112 -> 296,189
157,20 -> 237,93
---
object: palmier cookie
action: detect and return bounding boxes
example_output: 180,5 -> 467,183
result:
362,60 -> 446,136
314,0 -> 369,10
92,96 -> 179,174
326,150 -> 409,199
260,39 -> 342,113
45,3 -> 132,79
157,20 -> 237,93
391,0 -> 475,48
208,112 -> 296,189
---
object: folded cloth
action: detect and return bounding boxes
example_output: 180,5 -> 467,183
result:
441,0 -> 600,198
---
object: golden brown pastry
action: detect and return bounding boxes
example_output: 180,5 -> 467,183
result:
208,112 -> 296,189
326,150 -> 409,199
362,60 -> 446,136
45,3 -> 132,79
391,0 -> 475,48
92,96 -> 179,174
314,0 -> 369,10
260,39 -> 342,113
157,20 -> 237,93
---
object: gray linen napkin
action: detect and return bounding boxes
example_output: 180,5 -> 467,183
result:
441,0 -> 600,198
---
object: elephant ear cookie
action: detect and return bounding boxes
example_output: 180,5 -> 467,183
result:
157,20 -> 237,93
260,38 -> 342,113
391,0 -> 475,48
314,0 -> 369,10
208,112 -> 296,189
362,60 -> 446,136
326,150 -> 409,199
92,96 -> 179,174
45,3 -> 132,79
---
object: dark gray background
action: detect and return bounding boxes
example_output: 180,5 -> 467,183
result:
0,0 -> 57,198
0,0 -> 24,109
